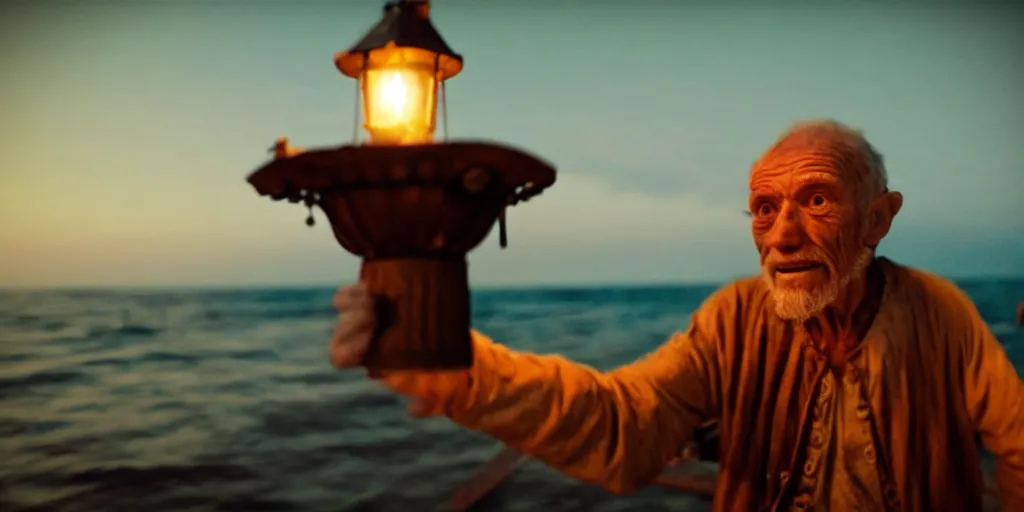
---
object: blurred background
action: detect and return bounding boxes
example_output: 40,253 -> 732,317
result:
1,1 -> 1021,510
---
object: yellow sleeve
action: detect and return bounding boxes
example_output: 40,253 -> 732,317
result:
383,287 -> 731,494
956,289 -> 1024,508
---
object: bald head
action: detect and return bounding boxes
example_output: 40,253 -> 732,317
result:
755,119 -> 889,209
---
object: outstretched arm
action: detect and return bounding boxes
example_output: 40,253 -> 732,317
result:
960,297 -> 1024,508
382,298 -> 726,494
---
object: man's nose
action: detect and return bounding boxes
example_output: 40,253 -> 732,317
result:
764,202 -> 804,253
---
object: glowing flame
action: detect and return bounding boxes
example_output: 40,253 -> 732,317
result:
379,72 -> 408,120
363,63 -> 435,144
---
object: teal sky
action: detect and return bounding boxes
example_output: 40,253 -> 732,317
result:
1,2 -> 1022,288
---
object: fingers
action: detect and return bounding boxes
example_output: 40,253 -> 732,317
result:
332,283 -> 367,311
329,283 -> 375,369
329,283 -> 466,421
329,317 -> 371,368
329,283 -> 457,421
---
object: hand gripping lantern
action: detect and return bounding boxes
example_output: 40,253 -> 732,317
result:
246,0 -> 557,370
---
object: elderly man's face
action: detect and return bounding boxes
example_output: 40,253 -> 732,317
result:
748,135 -> 875,321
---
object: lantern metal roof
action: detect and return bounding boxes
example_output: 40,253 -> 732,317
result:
335,0 -> 464,80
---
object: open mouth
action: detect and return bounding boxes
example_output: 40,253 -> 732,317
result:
774,261 -> 824,274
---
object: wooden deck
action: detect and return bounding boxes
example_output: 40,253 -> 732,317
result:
449,446 -> 1001,511
448,447 -> 717,511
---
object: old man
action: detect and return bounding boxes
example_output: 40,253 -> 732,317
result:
329,120 -> 1024,511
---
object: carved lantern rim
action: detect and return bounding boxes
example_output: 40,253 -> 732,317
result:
247,140 -> 557,258
247,140 -> 555,205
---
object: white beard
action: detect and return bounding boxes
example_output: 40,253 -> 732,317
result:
763,247 -> 874,322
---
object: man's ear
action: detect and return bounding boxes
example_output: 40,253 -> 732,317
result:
864,191 -> 903,246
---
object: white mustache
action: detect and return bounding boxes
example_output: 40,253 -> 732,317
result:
764,251 -> 830,271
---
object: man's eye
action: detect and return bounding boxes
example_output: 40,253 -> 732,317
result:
810,194 -> 827,207
757,203 -> 774,217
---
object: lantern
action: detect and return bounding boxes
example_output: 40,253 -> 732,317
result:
247,0 -> 556,371
335,0 -> 462,145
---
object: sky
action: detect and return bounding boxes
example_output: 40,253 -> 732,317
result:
1,1 -> 1022,288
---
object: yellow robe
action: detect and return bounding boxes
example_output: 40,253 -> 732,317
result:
383,258 -> 1024,511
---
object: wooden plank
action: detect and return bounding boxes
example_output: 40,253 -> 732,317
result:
653,460 -> 718,497
449,444 -> 1000,508
448,448 -> 718,510
448,447 -> 526,511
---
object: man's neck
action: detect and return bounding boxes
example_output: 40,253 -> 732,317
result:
819,273 -> 869,338
805,258 -> 885,364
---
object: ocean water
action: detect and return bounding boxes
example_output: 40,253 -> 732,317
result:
1,279 -> 1022,512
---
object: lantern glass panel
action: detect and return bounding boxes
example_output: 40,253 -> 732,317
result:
361,46 -> 439,145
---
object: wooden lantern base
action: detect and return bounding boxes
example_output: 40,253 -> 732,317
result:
360,257 -> 472,370
247,141 -> 556,372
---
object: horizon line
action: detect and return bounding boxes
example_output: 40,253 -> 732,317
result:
2,273 -> 1023,294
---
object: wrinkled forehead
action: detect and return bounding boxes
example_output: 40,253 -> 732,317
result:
749,133 -> 870,190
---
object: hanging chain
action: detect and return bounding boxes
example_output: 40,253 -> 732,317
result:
351,75 -> 362,144
352,59 -> 366,145
442,80 -> 449,141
